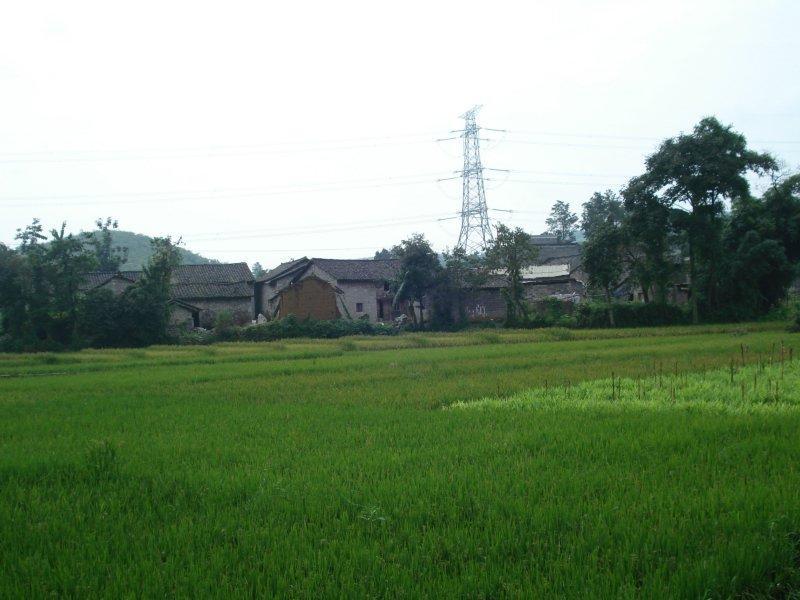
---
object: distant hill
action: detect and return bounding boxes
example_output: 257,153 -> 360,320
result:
84,230 -> 218,270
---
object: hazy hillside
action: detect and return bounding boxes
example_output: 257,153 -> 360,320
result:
84,230 -> 218,270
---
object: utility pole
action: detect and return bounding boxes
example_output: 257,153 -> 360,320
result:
456,105 -> 493,253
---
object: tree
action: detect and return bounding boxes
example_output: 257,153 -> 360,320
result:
251,262 -> 265,278
715,176 -> 800,318
485,224 -> 539,326
85,218 -> 128,271
129,237 -> 182,345
430,247 -> 486,327
621,179 -> 677,304
637,117 -> 776,322
391,234 -> 440,327
545,201 -> 579,242
582,218 -> 625,326
1,220 -> 97,348
581,190 -> 624,238
374,248 -> 397,260
45,222 -> 98,344
761,174 -> 800,264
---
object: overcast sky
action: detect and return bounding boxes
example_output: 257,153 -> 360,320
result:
2,0 -> 799,268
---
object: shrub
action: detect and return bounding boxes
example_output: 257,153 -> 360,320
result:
185,316 -> 399,345
212,311 -> 237,341
576,302 -> 691,328
790,296 -> 800,332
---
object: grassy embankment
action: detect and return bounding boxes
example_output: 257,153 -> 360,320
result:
1,322 -> 799,597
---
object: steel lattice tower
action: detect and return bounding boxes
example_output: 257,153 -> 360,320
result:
456,105 -> 493,253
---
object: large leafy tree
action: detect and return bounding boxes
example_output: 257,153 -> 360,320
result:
621,179 -> 678,304
392,234 -> 440,327
545,201 -> 579,242
581,193 -> 625,326
717,175 -> 800,318
636,117 -> 776,322
1,220 -> 98,347
485,224 -> 539,326
581,190 -> 624,238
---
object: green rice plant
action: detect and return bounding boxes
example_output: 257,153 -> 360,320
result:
1,323 -> 799,596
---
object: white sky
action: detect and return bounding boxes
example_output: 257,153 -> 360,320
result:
2,0 -> 799,269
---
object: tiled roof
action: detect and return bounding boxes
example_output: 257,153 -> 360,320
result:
535,243 -> 582,265
80,271 -> 139,290
169,262 -> 253,285
311,258 -> 401,281
82,263 -> 253,298
172,282 -> 253,299
258,257 -> 310,282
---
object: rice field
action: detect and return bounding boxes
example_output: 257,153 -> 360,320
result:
1,322 -> 799,597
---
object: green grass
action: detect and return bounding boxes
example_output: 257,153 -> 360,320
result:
1,323 -> 799,597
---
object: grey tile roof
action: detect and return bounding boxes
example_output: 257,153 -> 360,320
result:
82,263 -> 253,298
535,243 -> 582,265
172,282 -> 254,299
258,257 -> 310,282
80,271 -> 139,290
169,262 -> 253,285
311,258 -> 401,281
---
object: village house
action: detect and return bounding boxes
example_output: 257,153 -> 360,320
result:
81,263 -> 255,329
466,264 -> 586,320
255,257 -> 404,322
462,237 -> 586,321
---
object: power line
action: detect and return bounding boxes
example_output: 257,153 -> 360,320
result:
0,171 -> 447,202
183,212 -> 461,243
0,131 -> 445,159
502,129 -> 800,145
0,137 -> 443,165
0,174 -> 448,208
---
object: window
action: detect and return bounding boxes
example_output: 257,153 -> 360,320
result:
356,302 -> 364,312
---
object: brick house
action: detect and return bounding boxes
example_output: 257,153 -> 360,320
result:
255,257 -> 403,322
81,263 -> 254,328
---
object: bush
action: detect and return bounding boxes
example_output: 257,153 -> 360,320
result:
576,302 -> 691,328
177,316 -> 399,345
791,296 -> 800,332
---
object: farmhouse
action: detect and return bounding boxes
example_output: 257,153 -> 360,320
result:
256,257 -> 403,322
467,264 -> 586,320
81,263 -> 255,328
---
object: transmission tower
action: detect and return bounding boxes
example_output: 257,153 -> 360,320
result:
456,105 -> 493,253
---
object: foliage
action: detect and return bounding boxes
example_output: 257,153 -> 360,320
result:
374,247 -> 398,260
581,190 -> 624,238
634,117 -> 777,322
581,197 -> 625,325
81,229 -> 215,270
576,301 -> 691,328
545,200 -> 579,242
0,220 -> 97,350
218,315 -> 398,342
251,262 -> 265,279
391,234 -> 440,327
485,224 -> 539,327
84,218 -> 128,271
620,179 -> 678,304
429,247 -> 487,328
1,327 -> 799,596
